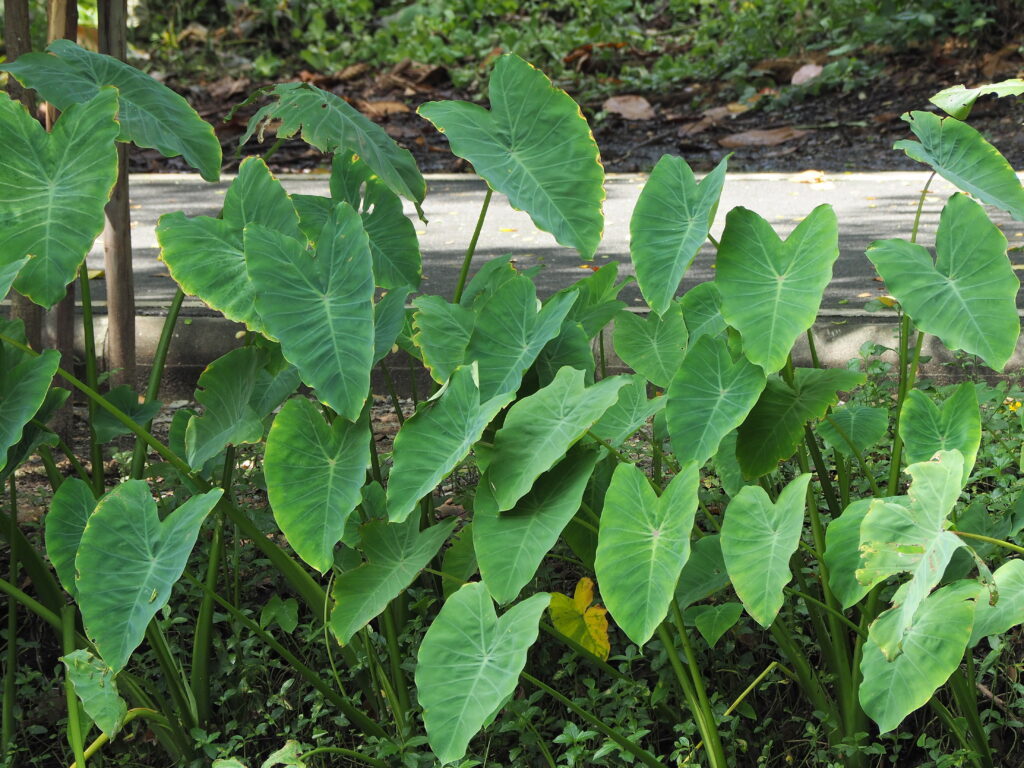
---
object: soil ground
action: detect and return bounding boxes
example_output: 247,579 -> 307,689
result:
129,43 -> 1024,177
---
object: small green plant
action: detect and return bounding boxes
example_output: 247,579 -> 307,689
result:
2,41 -> 1024,768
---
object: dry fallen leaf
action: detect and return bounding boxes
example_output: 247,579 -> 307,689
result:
355,99 -> 410,118
603,94 -> 655,121
789,169 -> 827,184
719,126 -> 810,148
791,63 -> 823,86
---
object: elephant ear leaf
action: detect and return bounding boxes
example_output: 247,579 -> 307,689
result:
0,88 -> 119,307
416,583 -> 549,764
0,347 -> 61,474
3,39 -> 221,180
930,79 -> 1024,120
867,194 -> 1019,371
74,481 -> 223,673
419,54 -> 604,257
61,649 -> 126,739
899,383 -> 981,486
241,82 -> 425,207
45,478 -> 97,599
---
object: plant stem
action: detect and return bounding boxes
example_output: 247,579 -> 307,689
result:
806,329 -> 821,368
783,588 -> 865,637
928,696 -> 987,768
949,666 -> 994,768
298,746 -> 387,768
379,360 -> 406,425
62,606 -> 88,768
130,287 -> 185,479
381,604 -> 411,719
954,530 -> 1024,555
3,478 -> 17,755
32,425 -> 91,485
453,187 -> 493,304
145,622 -> 197,733
521,672 -> 668,768
821,414 -> 882,497
190,503 -> 226,725
78,267 -> 104,497
68,709 -> 167,768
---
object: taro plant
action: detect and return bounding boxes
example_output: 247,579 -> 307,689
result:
3,42 -> 1024,768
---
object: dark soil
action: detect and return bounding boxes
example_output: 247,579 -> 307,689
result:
129,42 -> 1024,177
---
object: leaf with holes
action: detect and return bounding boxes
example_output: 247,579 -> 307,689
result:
721,474 -> 811,627
716,205 -> 838,374
868,194 -> 1019,370
0,88 -> 118,307
419,54 -> 604,257
61,649 -> 126,738
75,481 -> 223,672
596,461 -> 699,645
415,583 -> 549,764
631,155 -> 727,314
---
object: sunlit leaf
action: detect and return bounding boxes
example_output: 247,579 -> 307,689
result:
899,383 -> 981,485
549,577 -> 610,660
930,79 -> 1024,119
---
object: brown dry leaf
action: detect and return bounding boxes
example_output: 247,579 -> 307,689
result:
678,118 -> 712,137
982,43 -> 1020,79
719,126 -> 810,148
702,105 -> 733,121
207,75 -> 251,101
337,62 -> 369,81
791,63 -> 823,86
725,101 -> 750,114
789,169 -> 827,184
356,99 -> 411,119
603,94 -> 655,121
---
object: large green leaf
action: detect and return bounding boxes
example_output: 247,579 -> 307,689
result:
45,478 -> 96,599
293,153 -> 421,289
825,499 -> 874,610
330,516 -> 455,644
373,288 -> 411,366
534,320 -> 594,387
816,404 -> 888,457
0,88 -> 118,307
895,111 -> 1024,220
387,364 -> 514,523
630,155 -> 727,314
595,461 -> 699,645
465,275 -> 578,400
475,446 -> 600,604
483,367 -> 627,511
737,369 -> 866,479
4,40 -> 220,180
158,157 -> 300,332
665,334 -> 766,468
418,54 -> 604,257
867,194 -> 1019,370
0,349 -> 60,474
0,258 -> 26,299
242,82 -> 425,206
930,79 -> 1024,119
185,348 -> 265,469
679,281 -> 726,344
716,205 -> 839,374
246,202 -> 375,422
591,374 -> 666,447
859,580 -> 978,733
415,582 -> 549,764
721,474 -> 811,627
612,305 -> 687,388
561,262 -> 627,338
970,559 -> 1024,646
265,397 -> 368,574
857,451 -> 967,660
75,481 -> 223,672
411,296 -> 476,385
61,649 -> 126,739
0,387 -> 67,488
899,383 -> 981,485
92,386 -> 162,445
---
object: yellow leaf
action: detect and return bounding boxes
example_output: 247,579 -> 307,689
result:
549,576 -> 610,661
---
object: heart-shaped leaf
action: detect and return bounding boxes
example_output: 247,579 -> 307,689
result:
895,112 -> 1024,220
721,474 -> 811,627
75,481 -> 223,672
679,281 -> 726,344
596,461 -> 699,645
630,155 -> 727,314
246,202 -> 375,422
411,296 -> 476,385
867,194 -> 1019,370
716,205 -> 839,374
930,79 -> 1024,120
737,368 -> 866,479
45,478 -> 96,599
0,348 -> 61,474
242,82 -> 425,206
665,334 -> 766,468
825,498 -> 884,610
816,404 -> 888,457
484,367 -> 627,511
859,580 -> 978,733
857,450 -> 967,659
970,559 -> 1024,646
591,374 -> 666,447
686,602 -> 743,649
265,397 -> 369,574
899,383 -> 980,485
416,582 -> 549,764
0,88 -> 118,307
4,40 -> 221,180
92,385 -> 162,445
419,54 -> 604,257
330,516 -> 455,644
548,577 -> 610,661
388,364 -> 514,523
612,305 -> 687,388
293,153 -> 421,289
61,649 -> 126,739
475,446 -> 600,604
158,157 -> 300,332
